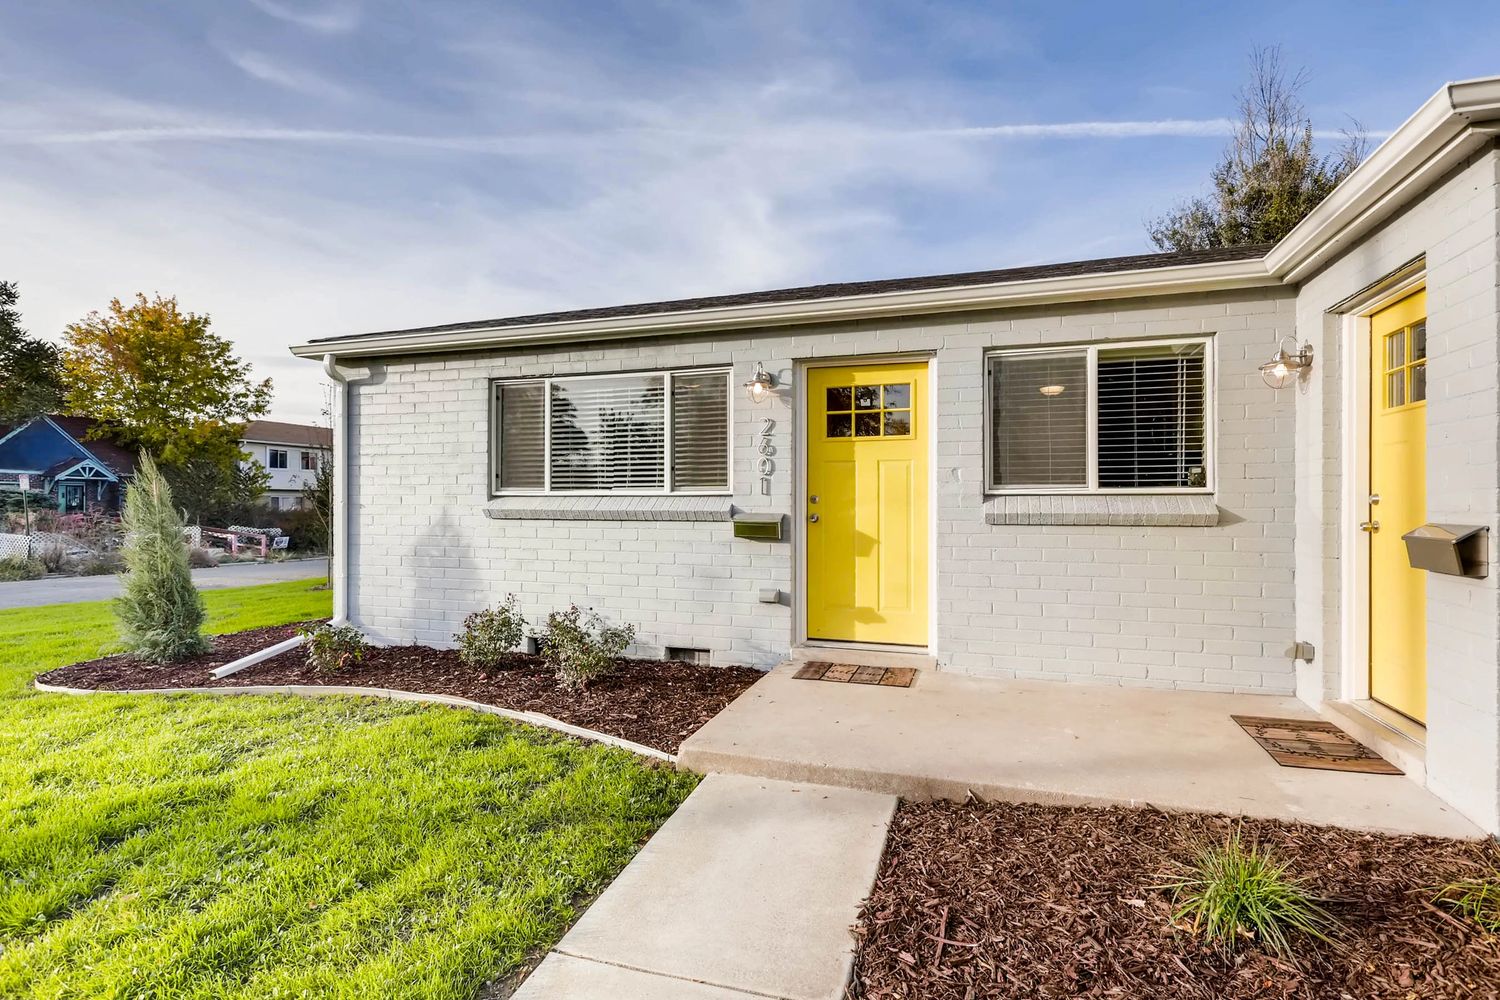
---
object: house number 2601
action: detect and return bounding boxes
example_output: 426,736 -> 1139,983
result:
757,418 -> 775,495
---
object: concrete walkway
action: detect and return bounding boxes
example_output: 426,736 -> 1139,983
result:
678,664 -> 1481,838
513,774 -> 895,1000
0,559 -> 326,609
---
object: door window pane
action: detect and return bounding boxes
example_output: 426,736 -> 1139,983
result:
1411,322 -> 1426,361
1386,370 -> 1406,408
826,413 -> 852,438
883,384 -> 910,409
1385,331 -> 1406,371
826,386 -> 851,411
854,412 -> 882,436
1410,363 -> 1426,403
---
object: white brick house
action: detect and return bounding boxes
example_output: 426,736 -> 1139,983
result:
294,78 -> 1500,834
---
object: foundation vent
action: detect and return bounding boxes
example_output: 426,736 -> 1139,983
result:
665,646 -> 711,666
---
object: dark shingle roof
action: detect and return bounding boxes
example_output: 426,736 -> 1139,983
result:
242,420 -> 333,449
309,244 -> 1271,345
48,417 -> 139,478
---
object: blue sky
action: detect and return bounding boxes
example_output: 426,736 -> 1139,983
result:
2,1 -> 1497,421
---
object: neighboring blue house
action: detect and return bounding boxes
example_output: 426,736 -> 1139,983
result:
0,416 -> 138,513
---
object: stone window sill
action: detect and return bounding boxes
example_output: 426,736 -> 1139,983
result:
984,494 -> 1219,527
484,496 -> 735,522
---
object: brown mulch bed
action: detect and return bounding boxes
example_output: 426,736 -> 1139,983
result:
36,625 -> 763,754
850,800 -> 1500,1000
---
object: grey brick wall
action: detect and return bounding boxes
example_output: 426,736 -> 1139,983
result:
1293,144 -> 1500,832
345,285 -> 1299,696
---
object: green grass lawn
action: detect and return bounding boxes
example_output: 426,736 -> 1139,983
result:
0,579 -> 699,999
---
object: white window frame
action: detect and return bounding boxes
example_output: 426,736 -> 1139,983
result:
984,335 -> 1215,496
267,447 -> 289,470
489,366 -> 734,497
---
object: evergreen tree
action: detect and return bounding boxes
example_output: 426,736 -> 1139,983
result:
115,452 -> 209,662
0,281 -> 65,425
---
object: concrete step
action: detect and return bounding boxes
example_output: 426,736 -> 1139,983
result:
789,644 -> 936,670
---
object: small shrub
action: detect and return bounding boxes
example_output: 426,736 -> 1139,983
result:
187,546 -> 220,569
0,555 -> 45,582
1156,826 -> 1338,956
456,595 -> 526,668
1434,871 -> 1500,932
115,454 -> 209,662
541,604 -> 634,692
302,623 -> 367,673
34,542 -> 70,574
75,551 -> 124,577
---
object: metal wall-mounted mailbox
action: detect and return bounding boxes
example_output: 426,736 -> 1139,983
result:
1402,523 -> 1489,578
732,512 -> 784,541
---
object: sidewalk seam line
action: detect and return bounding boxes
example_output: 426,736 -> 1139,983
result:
550,949 -> 799,1000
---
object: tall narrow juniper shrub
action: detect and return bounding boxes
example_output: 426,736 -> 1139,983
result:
114,452 -> 209,662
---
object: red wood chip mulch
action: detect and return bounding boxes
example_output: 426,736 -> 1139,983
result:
36,623 -> 763,755
850,800 -> 1500,1000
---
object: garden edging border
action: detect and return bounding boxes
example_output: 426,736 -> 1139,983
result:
32,679 -> 677,763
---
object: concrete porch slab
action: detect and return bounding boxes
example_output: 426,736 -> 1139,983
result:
512,774 -> 895,1000
678,665 -> 1482,839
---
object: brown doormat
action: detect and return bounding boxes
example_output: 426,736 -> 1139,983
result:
1231,715 -> 1402,775
792,661 -> 917,688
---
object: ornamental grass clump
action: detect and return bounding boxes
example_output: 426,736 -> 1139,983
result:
542,604 -> 634,692
301,623 -> 367,673
1433,870 -> 1500,933
456,595 -> 526,668
1157,826 -> 1339,957
114,453 -> 209,662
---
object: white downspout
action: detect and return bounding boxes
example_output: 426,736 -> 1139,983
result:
212,353 -> 368,678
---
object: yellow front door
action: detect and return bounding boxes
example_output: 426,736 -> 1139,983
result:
807,362 -> 929,645
1368,289 -> 1427,723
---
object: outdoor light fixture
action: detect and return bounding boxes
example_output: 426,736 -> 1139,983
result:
1259,338 -> 1315,389
744,363 -> 777,403
1038,384 -> 1066,397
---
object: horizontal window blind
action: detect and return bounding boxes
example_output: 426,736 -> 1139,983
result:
550,375 -> 666,491
988,352 -> 1088,488
671,371 -> 730,490
1097,344 -> 1206,489
496,382 -> 545,491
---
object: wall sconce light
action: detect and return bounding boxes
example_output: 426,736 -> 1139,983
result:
1259,338 -> 1314,389
743,363 -> 777,403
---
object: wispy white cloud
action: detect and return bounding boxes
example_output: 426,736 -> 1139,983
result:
245,0 -> 360,35
223,49 -> 354,101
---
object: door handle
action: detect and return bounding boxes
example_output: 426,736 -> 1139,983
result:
1359,520 -> 1380,533
808,513 -> 819,523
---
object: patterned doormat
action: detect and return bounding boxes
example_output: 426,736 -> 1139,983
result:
1231,715 -> 1403,775
793,661 -> 917,688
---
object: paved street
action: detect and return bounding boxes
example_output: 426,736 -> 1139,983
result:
0,558 -> 327,610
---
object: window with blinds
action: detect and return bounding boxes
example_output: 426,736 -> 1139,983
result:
989,352 -> 1088,488
492,369 -> 730,494
1097,344 -> 1206,489
986,338 -> 1211,492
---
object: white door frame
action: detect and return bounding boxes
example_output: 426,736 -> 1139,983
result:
1337,271 -> 1427,706
793,352 -> 938,653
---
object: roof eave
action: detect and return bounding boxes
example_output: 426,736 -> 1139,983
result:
290,256 -> 1277,359
1266,76 -> 1500,283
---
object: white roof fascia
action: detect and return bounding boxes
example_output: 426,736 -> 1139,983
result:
290,256 -> 1276,359
1267,76 -> 1500,283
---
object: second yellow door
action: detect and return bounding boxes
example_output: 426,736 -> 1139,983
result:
1368,289 -> 1427,723
807,362 -> 929,645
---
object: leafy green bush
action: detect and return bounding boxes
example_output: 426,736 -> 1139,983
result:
301,623 -> 367,673
541,605 -> 634,692
456,595 -> 526,668
0,556 -> 45,582
114,454 -> 209,662
1434,871 -> 1500,932
1157,826 -> 1338,956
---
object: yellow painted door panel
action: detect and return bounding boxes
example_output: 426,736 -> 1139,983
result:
807,362 -> 929,645
1369,289 -> 1427,723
